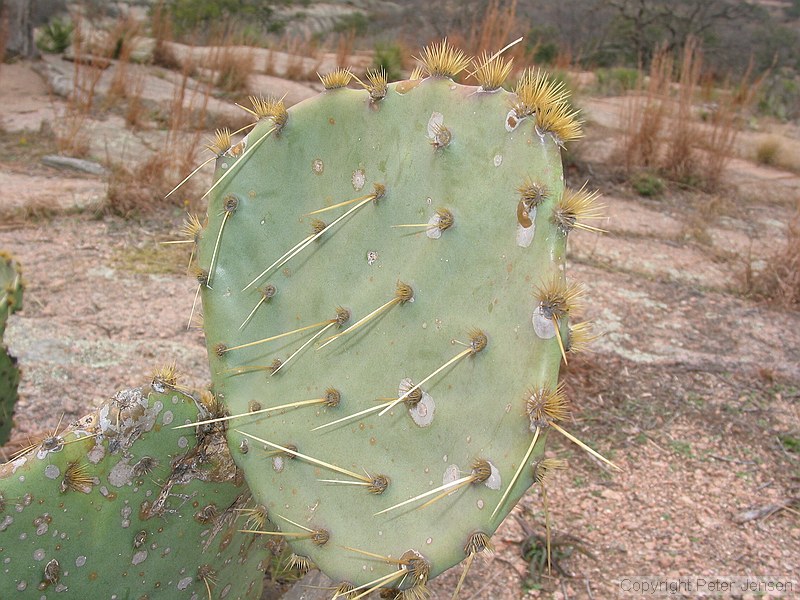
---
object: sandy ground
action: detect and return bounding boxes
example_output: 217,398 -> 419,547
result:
1,55 -> 799,599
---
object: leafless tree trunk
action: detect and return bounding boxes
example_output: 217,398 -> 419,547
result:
1,0 -> 39,60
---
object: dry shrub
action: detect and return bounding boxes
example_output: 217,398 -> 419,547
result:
105,17 -> 142,105
105,64 -> 209,217
124,67 -> 147,129
617,48 -> 672,172
210,39 -> 254,93
151,1 -> 182,70
53,108 -> 91,158
272,34 -> 322,81
335,31 -> 356,68
755,136 -> 782,166
460,0 -> 523,64
663,39 -> 701,185
616,39 -> 754,192
745,207 -> 800,308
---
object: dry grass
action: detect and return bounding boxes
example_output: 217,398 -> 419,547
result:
616,39 -> 754,192
458,0 -> 524,66
105,61 -> 210,217
743,206 -> 800,309
755,136 -> 782,166
618,48 -> 672,172
211,43 -> 254,93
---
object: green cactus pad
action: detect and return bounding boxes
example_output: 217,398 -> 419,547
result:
0,252 -> 23,446
197,71 -> 584,591
0,382 -> 272,598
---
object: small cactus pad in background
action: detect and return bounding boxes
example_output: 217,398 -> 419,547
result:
0,252 -> 23,445
0,376 -> 272,598
194,41 -> 607,595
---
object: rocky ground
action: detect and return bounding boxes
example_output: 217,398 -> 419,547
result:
1,48 -> 799,599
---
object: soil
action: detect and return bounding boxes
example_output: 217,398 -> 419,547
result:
1,53 -> 799,600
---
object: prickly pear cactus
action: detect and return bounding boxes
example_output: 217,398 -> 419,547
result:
0,375 -> 273,598
0,252 -> 23,445
193,43 -> 605,595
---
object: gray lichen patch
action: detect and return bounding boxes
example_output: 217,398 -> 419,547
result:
409,392 -> 435,428
532,305 -> 557,339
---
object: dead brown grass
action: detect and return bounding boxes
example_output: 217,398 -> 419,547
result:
211,43 -> 254,93
743,205 -> 800,309
150,2 -> 183,70
105,61 -> 209,217
616,39 -> 755,192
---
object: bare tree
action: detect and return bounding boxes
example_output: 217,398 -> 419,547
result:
604,0 -> 757,63
1,0 -> 39,60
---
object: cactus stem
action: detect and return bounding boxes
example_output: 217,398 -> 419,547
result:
235,429 -> 382,487
224,308 -> 349,353
318,281 -> 413,350
378,330 -> 487,416
549,422 -> 621,471
201,126 -> 276,202
491,428 -> 541,519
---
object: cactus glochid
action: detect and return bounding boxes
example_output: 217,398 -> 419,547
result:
187,40 -> 614,595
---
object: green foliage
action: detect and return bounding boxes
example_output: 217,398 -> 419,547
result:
778,433 -> 800,453
373,42 -> 404,81
0,382 -> 272,597
36,16 -> 74,54
333,12 -> 369,35
631,171 -> 665,197
595,67 -> 640,95
757,71 -> 800,121
526,24 -> 559,65
0,253 -> 22,446
159,0 -> 283,36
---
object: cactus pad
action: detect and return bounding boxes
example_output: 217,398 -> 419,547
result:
195,54 -> 600,594
0,380 -> 272,598
0,252 -> 23,446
